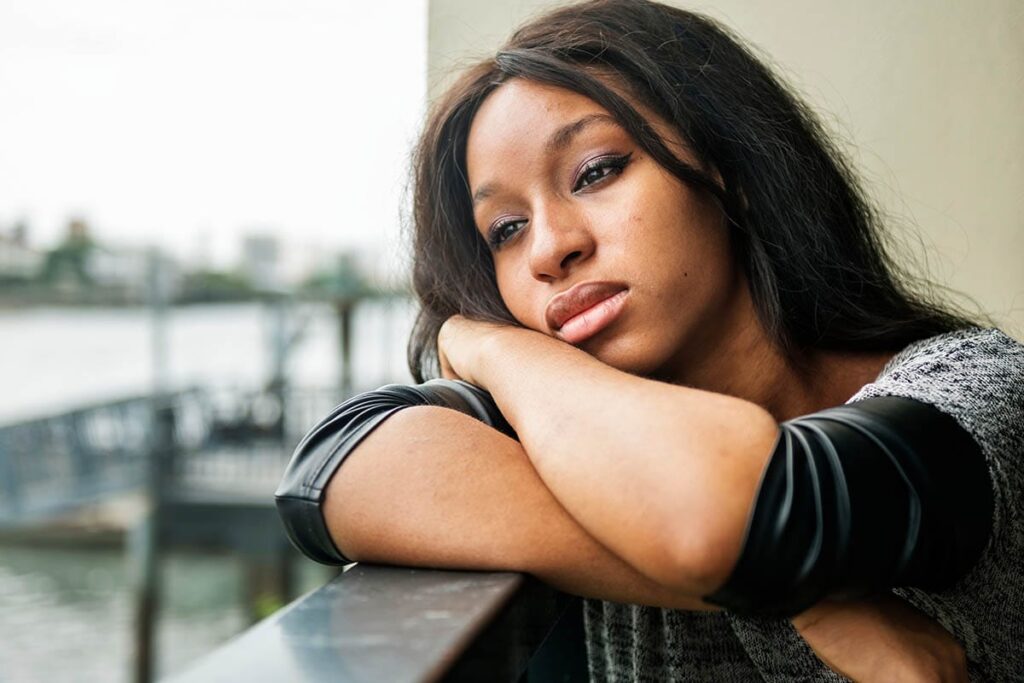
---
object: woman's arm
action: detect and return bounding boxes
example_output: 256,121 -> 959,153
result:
433,319 -> 974,679
322,403 -> 714,611
438,319 -> 992,610
317,394 -> 968,682
438,319 -> 778,594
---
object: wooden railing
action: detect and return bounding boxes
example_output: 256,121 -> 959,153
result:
169,564 -> 589,682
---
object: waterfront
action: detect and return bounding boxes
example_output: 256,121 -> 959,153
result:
0,300 -> 415,681
0,300 -> 416,423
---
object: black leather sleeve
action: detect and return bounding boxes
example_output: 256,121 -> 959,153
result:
274,380 -> 515,565
704,396 -> 994,617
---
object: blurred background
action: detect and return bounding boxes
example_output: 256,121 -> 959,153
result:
0,0 -> 1020,681
0,0 -> 425,681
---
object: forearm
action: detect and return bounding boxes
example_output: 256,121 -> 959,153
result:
472,329 -> 778,595
323,405 -> 714,611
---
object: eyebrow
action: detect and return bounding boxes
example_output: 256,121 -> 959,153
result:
546,113 -> 618,153
471,113 -> 620,207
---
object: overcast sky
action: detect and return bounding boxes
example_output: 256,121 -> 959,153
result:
0,0 -> 427,269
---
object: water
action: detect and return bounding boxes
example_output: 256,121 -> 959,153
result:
0,300 -> 416,680
0,299 -> 417,423
0,544 -> 333,682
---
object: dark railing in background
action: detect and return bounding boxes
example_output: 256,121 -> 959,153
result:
170,565 -> 589,683
0,393 -> 154,523
0,385 -> 349,527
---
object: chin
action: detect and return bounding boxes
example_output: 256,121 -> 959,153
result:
583,335 -> 671,378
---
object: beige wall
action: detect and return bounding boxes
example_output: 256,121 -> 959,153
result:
428,0 -> 1024,338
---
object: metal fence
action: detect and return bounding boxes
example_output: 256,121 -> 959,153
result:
0,384 -> 350,527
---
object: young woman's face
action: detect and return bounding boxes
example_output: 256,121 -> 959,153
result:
466,78 -> 750,380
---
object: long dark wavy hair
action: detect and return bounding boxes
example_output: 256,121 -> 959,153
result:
406,0 -> 978,382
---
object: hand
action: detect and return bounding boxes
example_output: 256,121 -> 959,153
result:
436,315 -> 517,386
792,595 -> 969,682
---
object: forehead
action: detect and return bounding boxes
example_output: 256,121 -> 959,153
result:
466,79 -> 615,179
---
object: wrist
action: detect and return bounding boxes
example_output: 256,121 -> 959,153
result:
473,325 -> 534,383
474,326 -> 557,429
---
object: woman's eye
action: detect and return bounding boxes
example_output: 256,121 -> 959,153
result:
488,219 -> 526,249
572,153 -> 632,193
577,165 -> 613,189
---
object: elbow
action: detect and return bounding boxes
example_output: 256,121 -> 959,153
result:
659,403 -> 778,596
621,508 -> 747,597
658,512 -> 747,597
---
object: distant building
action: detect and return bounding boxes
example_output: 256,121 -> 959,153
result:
41,218 -> 182,301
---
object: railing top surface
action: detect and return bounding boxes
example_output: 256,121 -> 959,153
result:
168,564 -> 528,683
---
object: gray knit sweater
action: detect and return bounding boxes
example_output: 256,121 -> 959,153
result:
584,327 -> 1024,681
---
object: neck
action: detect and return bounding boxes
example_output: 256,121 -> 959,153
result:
659,282 -> 895,422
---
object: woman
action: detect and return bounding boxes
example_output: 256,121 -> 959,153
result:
275,1 -> 1024,680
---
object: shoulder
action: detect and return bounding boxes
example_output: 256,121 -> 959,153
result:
849,326 -> 1024,568
857,326 -> 1023,387
848,326 -> 1024,443
847,328 -> 1024,678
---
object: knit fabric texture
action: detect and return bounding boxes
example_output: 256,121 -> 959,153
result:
584,326 -> 1024,681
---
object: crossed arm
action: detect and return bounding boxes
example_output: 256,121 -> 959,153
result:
322,404 -> 967,681
292,320 -> 973,680
324,404 -> 712,610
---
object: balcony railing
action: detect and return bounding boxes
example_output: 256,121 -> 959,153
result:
169,563 -> 588,682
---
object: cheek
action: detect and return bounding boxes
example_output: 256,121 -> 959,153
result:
621,200 -> 692,272
626,188 -> 733,305
495,268 -> 544,331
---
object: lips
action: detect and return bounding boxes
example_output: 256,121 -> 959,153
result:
545,282 -> 629,339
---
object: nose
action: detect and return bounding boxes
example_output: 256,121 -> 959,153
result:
527,202 -> 595,283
